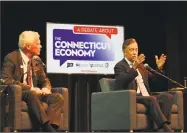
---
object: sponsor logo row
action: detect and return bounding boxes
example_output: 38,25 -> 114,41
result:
67,62 -> 109,68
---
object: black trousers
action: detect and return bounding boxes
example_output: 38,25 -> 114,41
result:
137,92 -> 174,129
22,90 -> 64,129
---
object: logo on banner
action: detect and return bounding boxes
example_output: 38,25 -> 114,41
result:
105,62 -> 109,68
76,63 -> 89,67
53,26 -> 117,66
67,63 -> 73,68
90,64 -> 104,68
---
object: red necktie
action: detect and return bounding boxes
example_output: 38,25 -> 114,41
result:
27,60 -> 32,86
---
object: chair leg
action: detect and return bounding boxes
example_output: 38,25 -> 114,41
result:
130,129 -> 133,132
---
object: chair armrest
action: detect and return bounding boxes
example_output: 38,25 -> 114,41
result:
168,91 -> 183,106
52,87 -> 69,130
4,85 -> 22,130
0,88 -> 6,131
91,90 -> 136,131
169,90 -> 184,129
152,90 -> 184,129
152,91 -> 183,106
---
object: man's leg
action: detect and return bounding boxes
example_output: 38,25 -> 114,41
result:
41,93 -> 64,129
154,93 -> 174,124
137,96 -> 173,132
22,91 -> 56,132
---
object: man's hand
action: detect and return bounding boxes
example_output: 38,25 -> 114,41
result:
30,87 -> 42,94
133,54 -> 146,69
155,54 -> 167,70
41,88 -> 51,95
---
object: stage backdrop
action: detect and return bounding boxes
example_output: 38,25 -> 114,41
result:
46,23 -> 124,74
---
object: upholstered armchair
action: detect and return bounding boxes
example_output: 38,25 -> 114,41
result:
91,78 -> 184,132
0,86 -> 69,132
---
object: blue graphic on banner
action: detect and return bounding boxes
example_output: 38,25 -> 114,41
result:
53,29 -> 115,66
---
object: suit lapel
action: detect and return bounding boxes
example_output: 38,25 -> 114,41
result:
122,58 -> 131,72
16,50 -> 24,81
15,50 -> 40,87
31,58 -> 39,87
121,59 -> 151,94
122,59 -> 137,91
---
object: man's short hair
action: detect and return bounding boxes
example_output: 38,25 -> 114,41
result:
122,38 -> 137,50
18,31 -> 40,49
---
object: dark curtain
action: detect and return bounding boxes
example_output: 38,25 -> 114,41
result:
163,3 -> 187,88
1,2 -> 187,131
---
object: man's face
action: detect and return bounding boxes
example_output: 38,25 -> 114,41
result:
123,42 -> 138,63
27,38 -> 42,56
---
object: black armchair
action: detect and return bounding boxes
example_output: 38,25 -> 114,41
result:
0,85 -> 69,132
91,78 -> 184,132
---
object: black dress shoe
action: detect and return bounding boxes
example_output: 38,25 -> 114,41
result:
42,122 -> 56,132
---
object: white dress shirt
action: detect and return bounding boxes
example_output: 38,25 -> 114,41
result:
20,49 -> 33,87
125,57 -> 150,96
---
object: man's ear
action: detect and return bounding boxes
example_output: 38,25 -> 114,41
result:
26,44 -> 31,50
123,49 -> 126,56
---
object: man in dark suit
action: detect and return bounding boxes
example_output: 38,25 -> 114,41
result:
114,38 -> 173,132
2,31 -> 64,132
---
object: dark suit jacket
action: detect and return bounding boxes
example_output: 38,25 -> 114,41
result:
2,49 -> 51,91
114,58 -> 152,95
